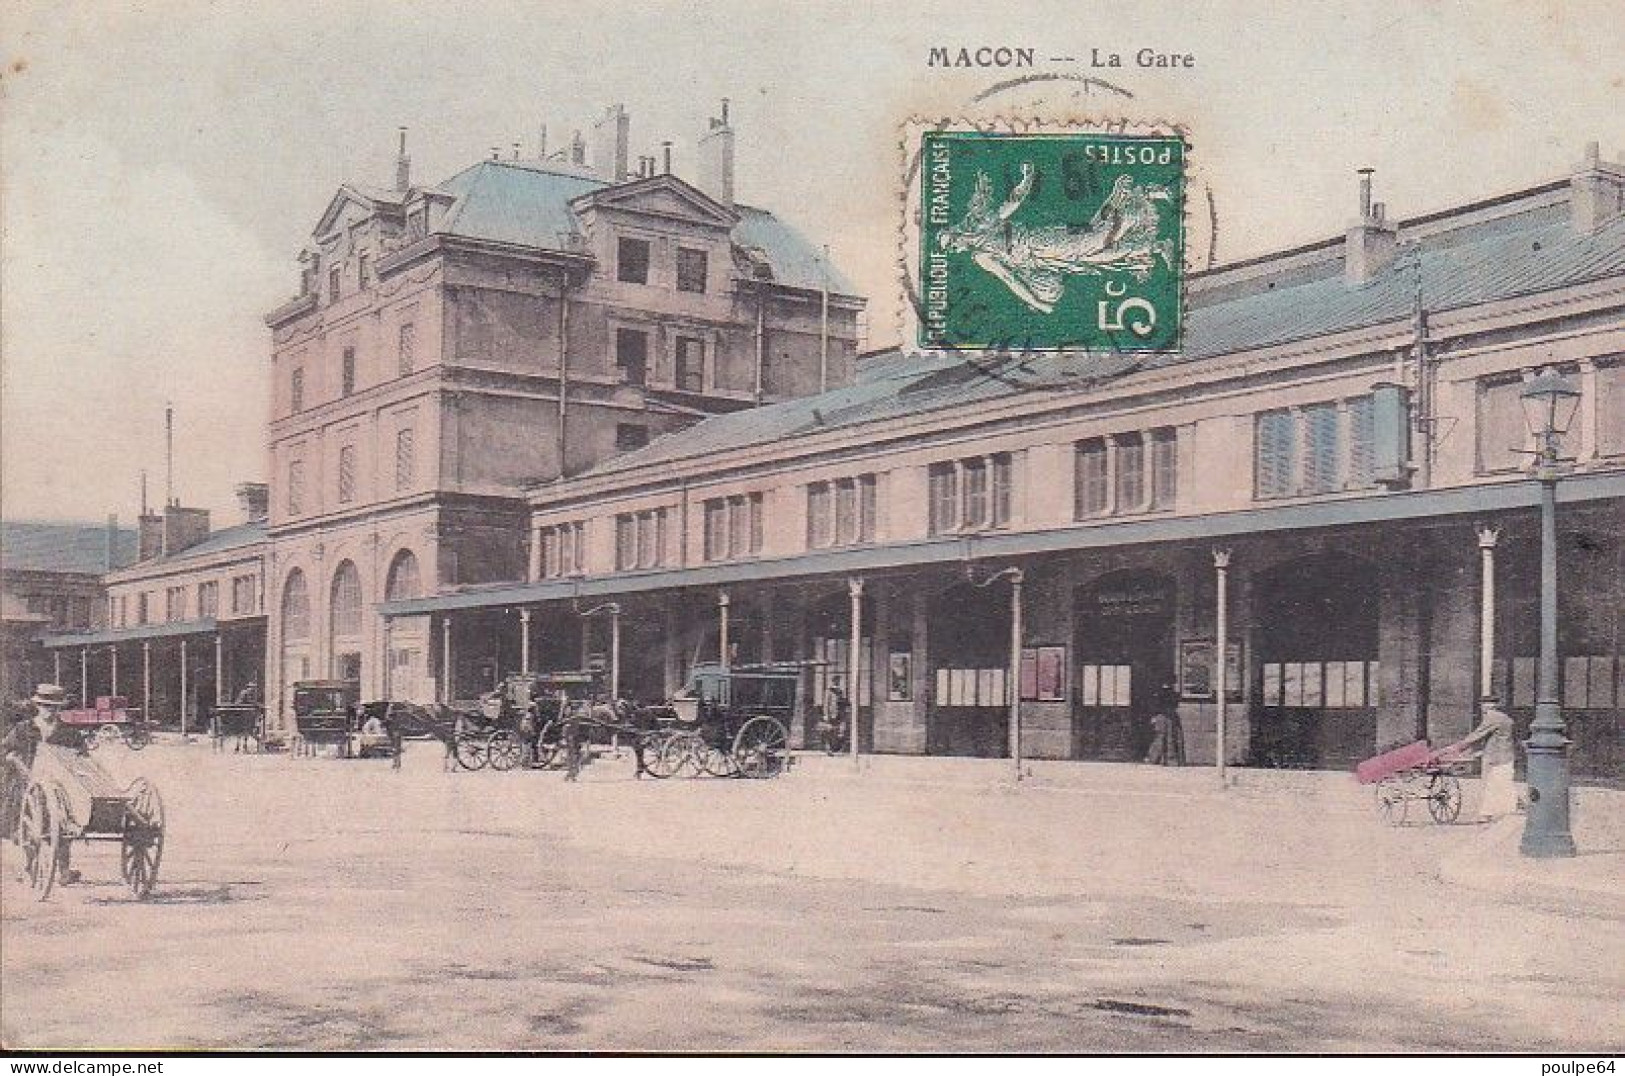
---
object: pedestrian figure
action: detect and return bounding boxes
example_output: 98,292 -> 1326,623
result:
1,685 -> 84,883
564,701 -> 582,782
1144,685 -> 1184,766
1461,701 -> 1517,820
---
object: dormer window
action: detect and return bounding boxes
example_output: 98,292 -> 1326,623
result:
617,237 -> 651,284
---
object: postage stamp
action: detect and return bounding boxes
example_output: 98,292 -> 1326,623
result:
903,120 -> 1187,355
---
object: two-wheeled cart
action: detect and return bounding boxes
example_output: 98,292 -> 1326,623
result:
1356,739 -> 1476,825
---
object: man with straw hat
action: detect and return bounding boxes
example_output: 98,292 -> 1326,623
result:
2,685 -> 86,881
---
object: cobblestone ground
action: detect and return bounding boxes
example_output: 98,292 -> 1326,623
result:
2,741 -> 1620,1052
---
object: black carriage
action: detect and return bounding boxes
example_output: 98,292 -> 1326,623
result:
209,703 -> 265,752
290,679 -> 361,757
641,662 -> 797,779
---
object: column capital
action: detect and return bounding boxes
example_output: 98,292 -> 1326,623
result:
847,576 -> 865,598
1476,524 -> 1501,549
519,607 -> 533,624
1212,548 -> 1232,570
718,591 -> 730,609
1008,567 -> 1025,586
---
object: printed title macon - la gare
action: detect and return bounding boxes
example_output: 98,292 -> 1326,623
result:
927,46 -> 1196,69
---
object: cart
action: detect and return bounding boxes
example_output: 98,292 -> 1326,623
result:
61,696 -> 151,751
9,744 -> 165,901
210,703 -> 265,753
290,679 -> 360,757
1356,739 -> 1475,825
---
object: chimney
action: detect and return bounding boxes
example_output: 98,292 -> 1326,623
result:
162,504 -> 210,558
591,103 -> 631,182
395,127 -> 411,192
570,130 -> 586,166
235,481 -> 270,523
138,512 -> 164,562
695,98 -> 735,206
661,140 -> 673,175
1345,167 -> 1397,285
512,141 -> 521,161
165,401 -> 175,507
104,514 -> 119,572
1570,141 -> 1625,234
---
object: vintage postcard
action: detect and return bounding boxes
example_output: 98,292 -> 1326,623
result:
1,0 -> 1621,1062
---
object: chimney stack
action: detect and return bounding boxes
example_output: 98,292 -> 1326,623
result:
164,401 -> 175,507
696,98 -> 736,206
162,504 -> 210,558
538,123 -> 548,161
592,104 -> 631,183
395,127 -> 411,192
1570,140 -> 1625,234
235,481 -> 270,523
1345,167 -> 1397,285
661,140 -> 673,176
104,515 -> 119,572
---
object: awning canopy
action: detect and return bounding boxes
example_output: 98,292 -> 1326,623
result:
379,471 -> 1624,618
43,614 -> 265,650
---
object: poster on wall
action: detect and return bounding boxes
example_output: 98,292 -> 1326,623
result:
888,652 -> 912,701
1179,639 -> 1243,701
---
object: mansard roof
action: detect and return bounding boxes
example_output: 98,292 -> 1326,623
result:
570,184 -> 1625,484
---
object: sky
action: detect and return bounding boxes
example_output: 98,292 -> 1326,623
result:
2,0 -> 1621,524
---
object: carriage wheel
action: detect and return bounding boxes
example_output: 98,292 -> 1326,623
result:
488,730 -> 523,771
1427,773 -> 1463,825
453,732 -> 489,771
121,778 -> 165,899
532,720 -> 563,769
126,725 -> 151,751
642,732 -> 684,779
1376,778 -> 1408,826
18,783 -> 61,901
696,738 -> 739,778
732,717 -> 789,779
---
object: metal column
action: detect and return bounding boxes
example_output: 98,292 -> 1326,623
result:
609,605 -> 622,700
847,577 -> 863,766
110,647 -> 119,697
718,592 -> 731,671
142,642 -> 151,721
441,617 -> 453,704
179,639 -> 188,737
1008,569 -> 1025,781
1214,549 -> 1232,788
1476,526 -> 1499,702
215,633 -> 224,706
80,647 -> 88,706
519,608 -> 532,675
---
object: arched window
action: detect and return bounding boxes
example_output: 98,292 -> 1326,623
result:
281,570 -> 310,642
385,549 -> 421,602
330,560 -> 363,639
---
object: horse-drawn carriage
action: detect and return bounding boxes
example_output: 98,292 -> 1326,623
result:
60,696 -> 151,751
6,744 -> 165,900
638,662 -> 795,779
290,679 -> 368,758
210,703 -> 265,752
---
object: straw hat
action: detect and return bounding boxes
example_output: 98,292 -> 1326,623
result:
30,684 -> 67,709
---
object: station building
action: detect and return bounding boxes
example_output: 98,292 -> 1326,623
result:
384,146 -> 1625,780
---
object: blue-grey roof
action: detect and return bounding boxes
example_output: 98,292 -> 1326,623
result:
428,161 -> 852,294
579,195 -> 1625,481
1,522 -> 138,575
116,520 -> 266,573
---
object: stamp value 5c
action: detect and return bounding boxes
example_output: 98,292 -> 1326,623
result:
906,121 -> 1186,355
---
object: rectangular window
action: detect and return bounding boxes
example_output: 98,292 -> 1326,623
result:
675,336 -> 705,391
137,594 -> 149,626
357,253 -> 371,289
617,237 -> 651,284
341,347 -> 357,397
395,428 -> 415,491
615,424 -> 649,451
1115,433 -> 1146,511
1477,375 -> 1527,473
1256,410 -> 1296,498
928,462 -> 958,535
616,328 -> 649,385
858,474 -> 877,542
807,482 -> 832,548
1347,396 -> 1375,488
1302,403 -> 1340,494
962,459 -> 989,528
1151,428 -> 1178,508
1597,358 -> 1625,457
704,499 -> 727,561
197,581 -> 219,619
328,266 -> 341,302
831,480 -> 854,545
1075,439 -> 1108,517
990,454 -> 1012,527
166,586 -> 186,623
287,459 -> 305,516
398,323 -> 415,376
337,444 -> 357,503
637,510 -> 659,568
291,367 -> 304,413
538,523 -> 585,578
232,575 -> 255,616
616,514 -> 636,571
728,495 -> 750,558
676,248 -> 708,293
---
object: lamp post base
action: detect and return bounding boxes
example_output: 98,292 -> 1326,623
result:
1520,701 -> 1576,859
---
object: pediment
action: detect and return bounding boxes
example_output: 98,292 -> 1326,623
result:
569,175 -> 739,229
313,184 -> 403,239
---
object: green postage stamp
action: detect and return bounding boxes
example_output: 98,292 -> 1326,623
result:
905,120 -> 1187,355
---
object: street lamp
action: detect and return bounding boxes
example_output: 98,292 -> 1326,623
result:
1518,366 -> 1580,858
